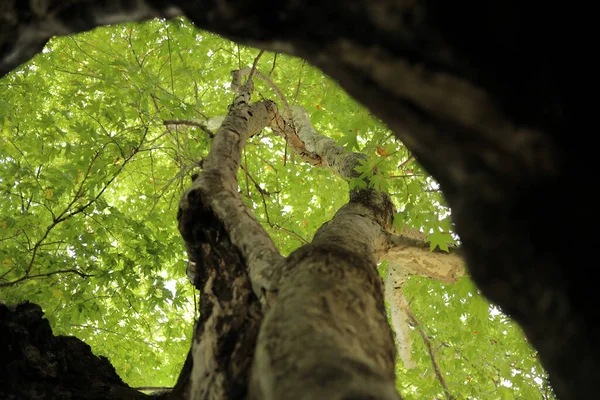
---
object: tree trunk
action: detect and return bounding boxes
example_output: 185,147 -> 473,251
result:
0,2 -> 594,400
250,194 -> 399,400
176,71 -> 402,399
0,302 -> 151,400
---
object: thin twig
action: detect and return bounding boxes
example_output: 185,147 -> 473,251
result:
240,164 -> 271,196
406,308 -> 455,400
0,269 -> 93,288
0,268 -> 13,280
389,174 -> 422,178
126,27 -> 142,68
164,120 -> 214,138
236,68 -> 290,110
16,132 -> 143,282
270,223 -> 309,244
259,192 -> 271,225
292,60 -> 306,104
269,53 -> 278,76
164,21 -> 175,95
249,50 -> 265,80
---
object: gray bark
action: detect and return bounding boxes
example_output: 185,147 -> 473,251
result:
178,73 -> 401,399
251,194 -> 399,400
384,265 -> 416,370
177,78 -> 278,399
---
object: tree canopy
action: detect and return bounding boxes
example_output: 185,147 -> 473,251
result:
1,18 -> 554,399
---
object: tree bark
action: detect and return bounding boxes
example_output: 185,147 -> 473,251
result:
177,78 -> 277,399
251,194 -> 399,400
0,2 -> 593,400
177,71 -> 402,399
0,302 -> 151,400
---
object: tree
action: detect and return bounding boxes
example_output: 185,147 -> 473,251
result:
0,19 -> 556,400
0,2 -> 593,400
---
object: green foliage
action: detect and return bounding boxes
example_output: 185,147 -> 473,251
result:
0,20 -> 203,386
0,17 -> 553,398
398,277 -> 552,399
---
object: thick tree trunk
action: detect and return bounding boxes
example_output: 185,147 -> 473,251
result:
251,191 -> 399,400
176,72 -> 402,399
177,78 -> 278,399
0,2 -> 593,400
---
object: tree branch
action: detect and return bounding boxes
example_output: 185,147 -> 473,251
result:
164,119 -> 215,138
0,269 -> 93,288
384,265 -> 417,369
406,307 -> 455,400
179,75 -> 283,297
378,232 -> 464,283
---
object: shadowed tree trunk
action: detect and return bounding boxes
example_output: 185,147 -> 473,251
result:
0,302 -> 151,400
0,2 -> 593,400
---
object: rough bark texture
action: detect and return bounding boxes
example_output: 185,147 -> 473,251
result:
282,105 -> 453,380
0,302 -> 149,400
252,191 -> 399,400
176,72 -> 403,399
180,97 -> 283,297
177,80 -> 277,400
264,101 -> 403,398
177,193 -> 263,400
0,1 -> 593,400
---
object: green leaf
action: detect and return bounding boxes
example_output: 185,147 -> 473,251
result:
499,387 -> 515,400
426,231 -> 454,252
392,212 -> 405,232
338,130 -> 360,152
